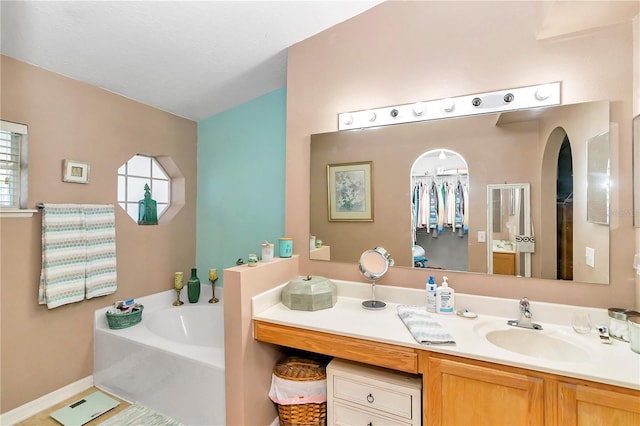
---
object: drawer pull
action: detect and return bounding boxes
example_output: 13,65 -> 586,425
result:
366,393 -> 374,403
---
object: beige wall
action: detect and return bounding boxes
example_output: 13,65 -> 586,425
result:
0,56 -> 197,413
223,257 -> 298,425
287,1 -> 636,308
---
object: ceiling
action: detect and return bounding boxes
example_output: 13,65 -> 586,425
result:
2,1 -> 637,122
0,1 -> 382,121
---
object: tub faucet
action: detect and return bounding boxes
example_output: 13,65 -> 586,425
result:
507,297 -> 542,330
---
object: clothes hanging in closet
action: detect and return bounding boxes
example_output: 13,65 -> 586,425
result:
412,176 -> 468,235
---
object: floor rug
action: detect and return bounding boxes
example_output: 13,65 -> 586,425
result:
97,402 -> 183,426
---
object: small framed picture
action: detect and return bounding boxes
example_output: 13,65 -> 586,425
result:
327,161 -> 373,221
62,159 -> 90,184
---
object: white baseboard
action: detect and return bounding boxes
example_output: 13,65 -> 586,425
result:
270,417 -> 280,426
0,376 -> 93,426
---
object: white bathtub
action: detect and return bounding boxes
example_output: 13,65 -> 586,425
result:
94,289 -> 225,425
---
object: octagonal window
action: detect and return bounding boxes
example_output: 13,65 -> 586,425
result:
118,154 -> 177,223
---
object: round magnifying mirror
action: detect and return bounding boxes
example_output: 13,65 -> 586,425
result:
359,247 -> 393,310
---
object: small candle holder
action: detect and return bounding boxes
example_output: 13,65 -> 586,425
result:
173,288 -> 184,306
209,278 -> 219,303
173,272 -> 184,306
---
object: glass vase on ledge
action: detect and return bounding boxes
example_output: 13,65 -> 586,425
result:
187,268 -> 200,303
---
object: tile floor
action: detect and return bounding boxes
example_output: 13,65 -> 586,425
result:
16,387 -> 130,426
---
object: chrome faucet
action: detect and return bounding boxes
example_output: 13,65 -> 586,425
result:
507,297 -> 542,330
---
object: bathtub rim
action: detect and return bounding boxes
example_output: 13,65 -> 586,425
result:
94,289 -> 224,369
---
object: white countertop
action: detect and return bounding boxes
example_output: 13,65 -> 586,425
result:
253,280 -> 640,390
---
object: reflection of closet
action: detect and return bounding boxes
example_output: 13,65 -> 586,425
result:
557,200 -> 573,280
411,173 -> 469,234
412,172 -> 469,271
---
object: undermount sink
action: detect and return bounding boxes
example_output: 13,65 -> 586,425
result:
475,322 -> 595,363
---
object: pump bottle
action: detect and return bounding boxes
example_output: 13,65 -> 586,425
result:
426,276 -> 437,313
436,276 -> 455,314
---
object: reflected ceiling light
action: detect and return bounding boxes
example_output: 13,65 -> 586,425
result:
439,151 -> 447,160
337,82 -> 560,131
535,84 -> 553,100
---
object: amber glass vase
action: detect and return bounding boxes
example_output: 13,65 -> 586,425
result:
187,268 -> 200,303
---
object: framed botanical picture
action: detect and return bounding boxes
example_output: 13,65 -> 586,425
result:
327,161 -> 373,221
62,159 -> 90,184
634,115 -> 640,227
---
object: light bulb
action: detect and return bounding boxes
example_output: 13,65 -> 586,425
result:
535,85 -> 552,101
366,111 -> 376,122
341,114 -> 354,125
441,98 -> 455,112
413,102 -> 425,116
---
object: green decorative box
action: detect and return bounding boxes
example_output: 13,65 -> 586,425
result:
281,275 -> 337,311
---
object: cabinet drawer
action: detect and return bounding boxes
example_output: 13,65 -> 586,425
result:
333,376 -> 415,419
333,401 -> 412,426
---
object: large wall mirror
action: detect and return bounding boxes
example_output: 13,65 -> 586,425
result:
310,100 -> 610,285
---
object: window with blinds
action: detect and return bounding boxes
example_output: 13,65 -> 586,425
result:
0,120 -> 28,209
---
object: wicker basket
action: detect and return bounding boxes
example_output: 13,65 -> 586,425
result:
273,357 -> 327,426
105,305 -> 144,329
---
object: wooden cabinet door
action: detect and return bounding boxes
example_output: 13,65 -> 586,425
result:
493,252 -> 516,275
558,382 -> 640,425
426,356 -> 544,426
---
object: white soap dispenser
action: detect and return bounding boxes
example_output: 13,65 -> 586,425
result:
436,276 -> 455,314
426,276 -> 437,313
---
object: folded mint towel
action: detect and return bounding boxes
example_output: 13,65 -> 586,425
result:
397,305 -> 456,345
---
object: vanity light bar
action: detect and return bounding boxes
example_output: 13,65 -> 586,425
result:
337,82 -> 561,131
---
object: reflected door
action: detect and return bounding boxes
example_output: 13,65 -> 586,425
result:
487,183 -> 531,277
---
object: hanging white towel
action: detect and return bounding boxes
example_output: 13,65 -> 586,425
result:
84,204 -> 117,299
39,204 -> 87,309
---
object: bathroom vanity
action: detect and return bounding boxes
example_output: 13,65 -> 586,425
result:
253,280 -> 640,425
492,239 -> 516,275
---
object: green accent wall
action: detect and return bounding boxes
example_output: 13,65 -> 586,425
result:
196,88 -> 287,286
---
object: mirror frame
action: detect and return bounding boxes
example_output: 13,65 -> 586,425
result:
359,246 -> 393,281
310,100 -> 610,285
